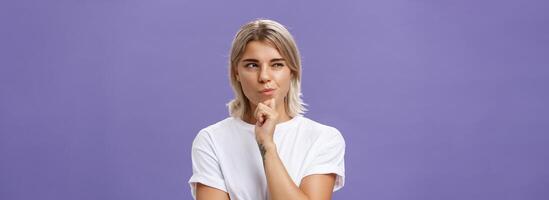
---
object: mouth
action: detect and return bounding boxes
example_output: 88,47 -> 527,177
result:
260,88 -> 276,95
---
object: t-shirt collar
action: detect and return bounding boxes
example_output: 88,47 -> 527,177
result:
234,115 -> 302,132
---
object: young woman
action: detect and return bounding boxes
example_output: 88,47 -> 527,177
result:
188,19 -> 346,200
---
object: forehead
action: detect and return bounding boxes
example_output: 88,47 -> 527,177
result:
240,40 -> 283,60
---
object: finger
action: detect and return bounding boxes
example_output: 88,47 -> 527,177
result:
257,113 -> 265,126
269,98 -> 276,110
257,110 -> 263,121
263,98 -> 274,109
260,104 -> 271,120
255,108 -> 265,124
254,103 -> 263,120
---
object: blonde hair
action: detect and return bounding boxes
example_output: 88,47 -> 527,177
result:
226,19 -> 307,119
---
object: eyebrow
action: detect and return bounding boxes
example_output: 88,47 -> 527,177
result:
241,58 -> 286,63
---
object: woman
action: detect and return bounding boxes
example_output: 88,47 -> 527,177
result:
188,19 -> 346,200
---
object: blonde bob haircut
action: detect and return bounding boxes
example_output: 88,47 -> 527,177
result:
226,19 -> 307,119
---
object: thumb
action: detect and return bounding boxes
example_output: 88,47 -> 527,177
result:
268,98 -> 276,109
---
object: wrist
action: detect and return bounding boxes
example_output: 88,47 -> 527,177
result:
257,141 -> 277,162
261,142 -> 277,152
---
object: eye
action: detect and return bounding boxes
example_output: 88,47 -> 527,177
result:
245,63 -> 258,68
273,63 -> 285,68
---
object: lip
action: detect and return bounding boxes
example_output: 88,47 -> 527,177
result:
260,88 -> 276,95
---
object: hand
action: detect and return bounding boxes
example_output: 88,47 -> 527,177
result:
254,98 -> 279,145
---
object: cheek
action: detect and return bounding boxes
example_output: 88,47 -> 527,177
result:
280,81 -> 291,95
239,81 -> 252,93
238,78 -> 258,99
276,73 -> 292,94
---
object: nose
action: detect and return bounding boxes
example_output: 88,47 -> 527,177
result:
258,64 -> 271,83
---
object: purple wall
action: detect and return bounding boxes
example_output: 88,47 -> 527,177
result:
1,0 -> 548,199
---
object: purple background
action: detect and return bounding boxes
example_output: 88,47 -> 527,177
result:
1,0 -> 548,199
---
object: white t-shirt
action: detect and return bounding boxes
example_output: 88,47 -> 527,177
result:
188,115 -> 345,200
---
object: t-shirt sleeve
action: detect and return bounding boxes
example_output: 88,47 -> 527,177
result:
302,127 -> 346,192
188,129 -> 227,199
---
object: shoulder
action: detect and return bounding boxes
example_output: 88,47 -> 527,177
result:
200,117 -> 237,134
298,116 -> 345,144
192,117 -> 239,144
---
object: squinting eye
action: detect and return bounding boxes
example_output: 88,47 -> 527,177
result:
273,63 -> 285,67
245,63 -> 258,68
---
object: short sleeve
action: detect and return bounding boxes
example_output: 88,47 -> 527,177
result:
302,127 -> 346,192
188,130 -> 227,199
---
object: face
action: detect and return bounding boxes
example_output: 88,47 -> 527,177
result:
235,40 -> 293,112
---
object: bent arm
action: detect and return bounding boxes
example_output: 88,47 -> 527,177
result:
196,183 -> 230,200
261,142 -> 336,200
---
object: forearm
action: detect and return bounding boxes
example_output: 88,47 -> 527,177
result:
260,142 -> 310,200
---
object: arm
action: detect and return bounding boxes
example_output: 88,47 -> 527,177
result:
261,142 -> 336,200
189,130 -> 231,200
196,183 -> 230,200
300,174 -> 337,199
254,99 -> 337,200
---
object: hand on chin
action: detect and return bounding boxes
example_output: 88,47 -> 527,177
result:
254,98 -> 279,145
